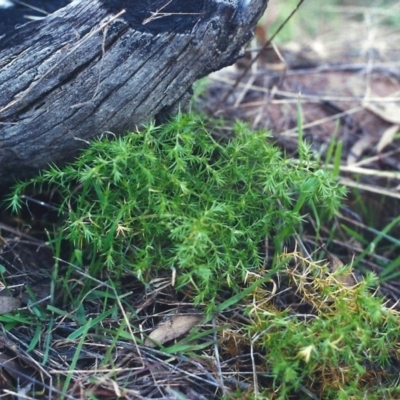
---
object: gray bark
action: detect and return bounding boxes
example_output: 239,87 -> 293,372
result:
0,0 -> 268,184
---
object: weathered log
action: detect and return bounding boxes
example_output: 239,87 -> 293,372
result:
0,0 -> 268,184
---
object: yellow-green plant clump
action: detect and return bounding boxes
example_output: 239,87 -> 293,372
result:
9,113 -> 344,306
224,255 -> 400,399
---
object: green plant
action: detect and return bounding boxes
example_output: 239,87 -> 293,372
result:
243,253 -> 400,399
9,113 -> 344,307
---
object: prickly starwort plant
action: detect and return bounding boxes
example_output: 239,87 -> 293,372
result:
9,113 -> 344,305
243,254 -> 400,399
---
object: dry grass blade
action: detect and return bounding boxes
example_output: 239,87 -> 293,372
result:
11,0 -> 48,15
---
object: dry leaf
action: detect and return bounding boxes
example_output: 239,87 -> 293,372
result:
376,124 -> 399,153
145,315 -> 202,348
347,134 -> 375,165
0,351 -> 36,388
0,296 -> 20,314
363,101 -> 400,125
328,254 -> 356,287
0,353 -> 23,381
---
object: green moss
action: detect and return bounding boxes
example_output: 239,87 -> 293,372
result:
242,258 -> 400,399
9,113 -> 344,306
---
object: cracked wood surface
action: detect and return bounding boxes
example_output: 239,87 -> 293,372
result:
0,0 -> 268,184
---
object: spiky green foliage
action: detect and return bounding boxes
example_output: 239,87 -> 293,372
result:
9,113 -> 344,304
244,256 -> 400,399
